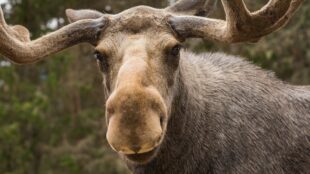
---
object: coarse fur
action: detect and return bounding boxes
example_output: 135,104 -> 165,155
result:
127,51 -> 310,174
1,1 -> 309,173
63,5 -> 310,174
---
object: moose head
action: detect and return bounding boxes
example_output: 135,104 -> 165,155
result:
0,0 -> 303,164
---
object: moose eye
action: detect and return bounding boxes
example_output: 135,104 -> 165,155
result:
94,51 -> 109,72
166,44 -> 182,68
170,44 -> 182,57
94,51 -> 105,62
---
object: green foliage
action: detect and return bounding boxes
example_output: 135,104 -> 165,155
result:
0,0 -> 309,174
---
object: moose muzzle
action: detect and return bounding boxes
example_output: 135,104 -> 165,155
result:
105,52 -> 167,161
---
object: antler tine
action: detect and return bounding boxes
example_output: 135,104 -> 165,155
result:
0,6 -> 108,64
0,6 -> 6,26
251,0 -> 303,35
66,9 -> 104,23
166,0 -> 218,16
168,0 -> 304,43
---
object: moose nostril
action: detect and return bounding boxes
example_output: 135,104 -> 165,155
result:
131,145 -> 142,154
160,114 -> 164,127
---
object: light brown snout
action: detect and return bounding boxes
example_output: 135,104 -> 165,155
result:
105,55 -> 167,156
106,85 -> 167,155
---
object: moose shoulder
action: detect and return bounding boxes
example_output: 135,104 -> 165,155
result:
0,0 -> 309,174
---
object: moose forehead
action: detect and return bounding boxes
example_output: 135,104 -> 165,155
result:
106,6 -> 170,34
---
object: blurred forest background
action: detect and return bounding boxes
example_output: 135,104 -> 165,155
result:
0,0 -> 309,174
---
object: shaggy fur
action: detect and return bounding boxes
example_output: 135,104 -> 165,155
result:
127,51 -> 310,174
1,0 -> 307,173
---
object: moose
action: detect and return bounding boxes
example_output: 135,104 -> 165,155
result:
0,0 -> 309,173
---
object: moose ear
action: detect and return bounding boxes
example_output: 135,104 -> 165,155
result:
65,9 -> 104,23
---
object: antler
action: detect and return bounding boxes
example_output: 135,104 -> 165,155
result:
168,0 -> 304,43
0,7 -> 108,64
166,0 -> 218,16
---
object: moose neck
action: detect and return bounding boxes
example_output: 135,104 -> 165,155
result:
126,52 -> 212,174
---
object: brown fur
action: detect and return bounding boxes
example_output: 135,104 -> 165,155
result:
1,1 -> 308,173
99,30 -> 179,160
64,4 -> 310,174
126,51 -> 310,174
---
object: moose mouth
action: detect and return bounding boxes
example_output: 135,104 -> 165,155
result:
123,147 -> 159,164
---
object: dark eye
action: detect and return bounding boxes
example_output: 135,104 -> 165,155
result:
170,44 -> 182,57
94,51 -> 109,72
94,51 -> 105,62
